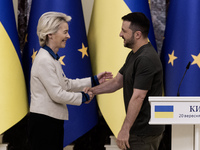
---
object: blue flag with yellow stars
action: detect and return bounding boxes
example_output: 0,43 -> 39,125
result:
161,0 -> 200,96
22,0 -> 98,147
0,0 -> 28,134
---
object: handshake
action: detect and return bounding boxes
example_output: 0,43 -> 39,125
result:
81,71 -> 113,104
82,87 -> 94,104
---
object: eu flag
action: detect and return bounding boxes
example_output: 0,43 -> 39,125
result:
0,0 -> 28,134
22,0 -> 98,147
161,0 -> 200,96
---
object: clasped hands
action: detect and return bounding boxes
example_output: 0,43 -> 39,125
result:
82,71 -> 113,104
83,87 -> 94,104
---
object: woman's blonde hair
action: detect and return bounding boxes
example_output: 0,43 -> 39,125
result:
37,11 -> 71,47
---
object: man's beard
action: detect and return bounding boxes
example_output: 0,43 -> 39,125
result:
124,37 -> 135,49
123,34 -> 135,49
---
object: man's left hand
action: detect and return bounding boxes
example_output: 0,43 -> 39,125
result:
116,129 -> 130,150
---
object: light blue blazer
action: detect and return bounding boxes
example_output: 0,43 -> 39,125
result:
30,48 -> 91,120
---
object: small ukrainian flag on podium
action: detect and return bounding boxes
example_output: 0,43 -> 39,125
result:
155,105 -> 174,118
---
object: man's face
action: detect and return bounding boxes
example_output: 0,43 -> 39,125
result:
119,21 -> 135,49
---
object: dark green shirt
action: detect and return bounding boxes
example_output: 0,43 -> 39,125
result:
119,43 -> 165,135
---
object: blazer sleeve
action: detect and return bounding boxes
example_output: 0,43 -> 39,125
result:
37,58 -> 82,105
62,76 -> 91,92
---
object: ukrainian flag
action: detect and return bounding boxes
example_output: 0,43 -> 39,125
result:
0,0 -> 28,134
155,105 -> 174,118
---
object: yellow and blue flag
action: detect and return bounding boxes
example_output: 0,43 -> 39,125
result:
155,105 -> 174,118
161,0 -> 200,96
22,0 -> 98,147
88,0 -> 156,137
0,0 -> 28,134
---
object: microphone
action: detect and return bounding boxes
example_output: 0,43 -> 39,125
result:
177,61 -> 191,96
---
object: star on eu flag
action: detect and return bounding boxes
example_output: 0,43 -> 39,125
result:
31,48 -> 66,66
59,55 -> 65,66
168,50 -> 177,66
191,53 -> 200,68
31,49 -> 37,63
78,43 -> 88,58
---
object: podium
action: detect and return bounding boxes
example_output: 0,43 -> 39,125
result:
149,96 -> 200,150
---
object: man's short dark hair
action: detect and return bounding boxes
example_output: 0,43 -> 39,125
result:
122,12 -> 150,38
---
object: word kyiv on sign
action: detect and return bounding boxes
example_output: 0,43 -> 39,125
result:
190,106 -> 200,112
149,97 -> 200,124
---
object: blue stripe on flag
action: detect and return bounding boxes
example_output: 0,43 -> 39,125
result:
155,106 -> 174,112
0,0 -> 22,61
123,0 -> 157,51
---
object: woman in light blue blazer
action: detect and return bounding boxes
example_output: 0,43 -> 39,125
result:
28,11 -> 112,150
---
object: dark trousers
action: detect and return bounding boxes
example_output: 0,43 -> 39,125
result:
128,134 -> 163,150
28,113 -> 64,150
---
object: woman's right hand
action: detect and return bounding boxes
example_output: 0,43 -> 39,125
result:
83,87 -> 94,104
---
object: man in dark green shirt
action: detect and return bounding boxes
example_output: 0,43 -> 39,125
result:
88,12 -> 164,150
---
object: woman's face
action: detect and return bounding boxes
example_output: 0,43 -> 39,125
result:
50,21 -> 70,50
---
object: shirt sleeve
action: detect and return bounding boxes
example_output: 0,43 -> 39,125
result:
81,92 -> 90,103
119,64 -> 125,75
119,51 -> 133,75
133,56 -> 155,90
91,75 -> 99,87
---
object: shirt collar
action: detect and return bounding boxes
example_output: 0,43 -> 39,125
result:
43,45 -> 60,60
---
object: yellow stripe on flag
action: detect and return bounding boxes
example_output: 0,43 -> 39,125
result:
155,112 -> 174,118
0,22 -> 28,134
88,0 -> 132,137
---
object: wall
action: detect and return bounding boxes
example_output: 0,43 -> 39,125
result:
81,0 -> 94,34
13,0 -> 18,25
12,0 -> 94,34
